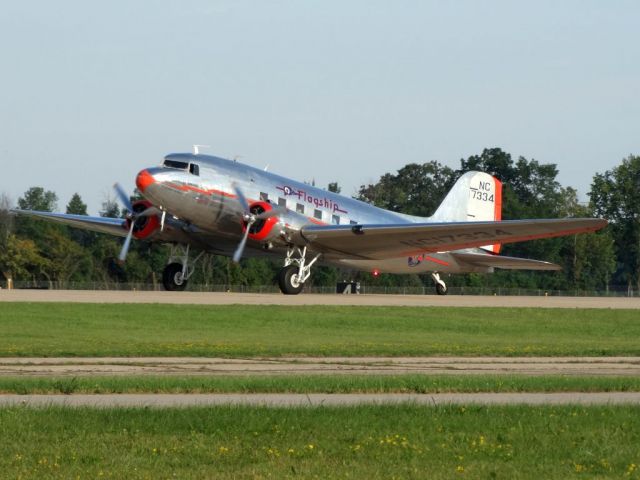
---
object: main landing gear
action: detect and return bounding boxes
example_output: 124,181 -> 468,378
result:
162,244 -> 204,291
278,246 -> 320,295
431,272 -> 448,295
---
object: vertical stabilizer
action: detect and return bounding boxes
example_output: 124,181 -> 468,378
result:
431,171 -> 502,253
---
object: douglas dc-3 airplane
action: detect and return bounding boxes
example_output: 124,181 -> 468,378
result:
13,150 -> 607,295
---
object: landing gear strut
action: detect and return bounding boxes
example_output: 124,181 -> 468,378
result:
162,244 -> 204,291
278,246 -> 320,295
431,272 -> 448,295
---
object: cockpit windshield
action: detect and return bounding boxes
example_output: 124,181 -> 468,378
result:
162,158 -> 200,175
163,159 -> 189,170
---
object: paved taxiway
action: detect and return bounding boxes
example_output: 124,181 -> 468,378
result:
3,356 -> 640,377
1,289 -> 639,308
2,392 -> 640,407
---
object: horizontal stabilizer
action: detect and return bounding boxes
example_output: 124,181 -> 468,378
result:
451,252 -> 561,270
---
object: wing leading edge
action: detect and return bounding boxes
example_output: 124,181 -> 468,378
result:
301,218 -> 607,260
11,210 -> 128,237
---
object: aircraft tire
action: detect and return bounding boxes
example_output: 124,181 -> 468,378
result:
278,265 -> 304,295
163,263 -> 188,291
435,282 -> 448,296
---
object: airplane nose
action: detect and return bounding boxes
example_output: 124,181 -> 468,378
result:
136,169 -> 156,193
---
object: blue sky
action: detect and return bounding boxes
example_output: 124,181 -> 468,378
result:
1,0 -> 638,214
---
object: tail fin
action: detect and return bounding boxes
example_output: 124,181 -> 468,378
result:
431,171 -> 502,254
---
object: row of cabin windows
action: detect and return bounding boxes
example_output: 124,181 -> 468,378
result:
260,191 -> 358,225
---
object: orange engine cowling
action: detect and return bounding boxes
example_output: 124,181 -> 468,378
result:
125,200 -> 161,240
242,201 -> 279,241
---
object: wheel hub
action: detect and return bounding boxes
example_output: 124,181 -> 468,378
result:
290,273 -> 301,288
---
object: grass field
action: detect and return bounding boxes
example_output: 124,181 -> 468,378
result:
1,405 -> 639,479
1,303 -> 640,357
3,374 -> 640,394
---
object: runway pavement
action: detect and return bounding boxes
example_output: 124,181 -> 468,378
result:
1,289 -> 639,308
2,392 -> 640,407
3,356 -> 640,377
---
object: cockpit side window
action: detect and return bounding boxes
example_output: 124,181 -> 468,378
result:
189,163 -> 200,176
163,159 -> 189,170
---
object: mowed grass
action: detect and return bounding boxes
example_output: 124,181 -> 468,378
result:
1,405 -> 640,479
4,374 -> 640,394
1,302 -> 640,356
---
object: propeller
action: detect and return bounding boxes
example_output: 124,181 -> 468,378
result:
113,182 -> 133,213
231,183 -> 286,263
113,183 -> 161,262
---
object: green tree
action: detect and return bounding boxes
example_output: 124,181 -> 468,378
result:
66,193 -> 88,215
39,229 -> 93,285
0,234 -> 47,287
358,161 -> 456,216
17,187 -> 57,212
100,197 -> 121,218
15,187 -> 60,251
328,182 -> 341,194
65,193 -> 95,248
554,189 -> 616,291
459,147 -> 566,219
590,155 -> 640,292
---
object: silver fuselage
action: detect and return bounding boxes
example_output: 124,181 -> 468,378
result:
140,153 -> 489,274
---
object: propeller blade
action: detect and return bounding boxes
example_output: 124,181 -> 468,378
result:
231,182 -> 250,213
232,221 -> 253,263
113,183 -> 133,212
255,206 -> 287,221
118,220 -> 136,262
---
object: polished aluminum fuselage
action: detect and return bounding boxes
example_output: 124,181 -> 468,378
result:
141,153 -> 489,274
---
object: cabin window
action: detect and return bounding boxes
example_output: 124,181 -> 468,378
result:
278,197 -> 286,208
260,192 -> 269,201
163,159 -> 189,170
189,163 -> 200,176
314,209 -> 322,220
296,203 -> 304,214
332,215 -> 340,225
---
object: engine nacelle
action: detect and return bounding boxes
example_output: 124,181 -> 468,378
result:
125,200 -> 161,240
243,201 -> 280,241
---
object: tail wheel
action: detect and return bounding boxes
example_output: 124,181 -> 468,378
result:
163,262 -> 188,291
435,282 -> 448,296
278,265 -> 304,295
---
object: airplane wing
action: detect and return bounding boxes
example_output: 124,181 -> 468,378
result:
450,251 -> 561,270
11,210 -> 128,237
301,218 -> 607,260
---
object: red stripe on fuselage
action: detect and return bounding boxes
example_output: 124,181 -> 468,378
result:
164,182 -> 238,199
424,255 -> 450,267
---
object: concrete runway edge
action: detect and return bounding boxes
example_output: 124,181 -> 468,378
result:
1,290 -> 639,308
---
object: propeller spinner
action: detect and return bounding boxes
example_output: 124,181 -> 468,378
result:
231,183 -> 286,263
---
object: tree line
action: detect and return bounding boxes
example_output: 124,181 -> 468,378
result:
1,148 -> 638,293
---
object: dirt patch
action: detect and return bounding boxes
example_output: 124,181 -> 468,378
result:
2,356 -> 639,377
